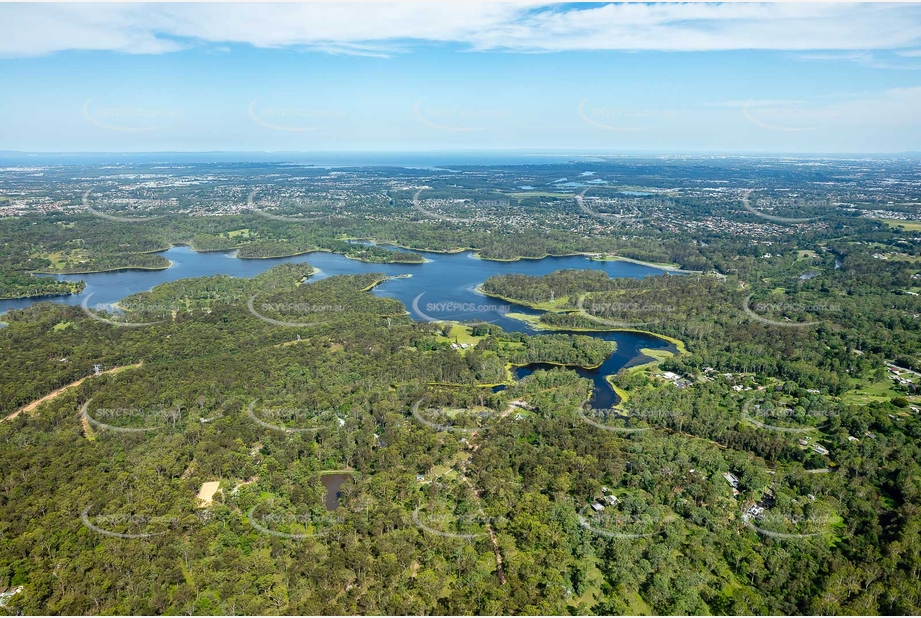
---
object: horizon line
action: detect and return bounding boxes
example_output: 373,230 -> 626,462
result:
3,149 -> 920,158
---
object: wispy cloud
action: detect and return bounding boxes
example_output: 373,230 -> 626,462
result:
707,99 -> 808,108
2,3 -> 921,57
799,50 -> 921,70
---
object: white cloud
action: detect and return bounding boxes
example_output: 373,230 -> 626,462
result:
2,3 -> 921,57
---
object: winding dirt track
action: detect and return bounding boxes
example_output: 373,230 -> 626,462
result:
2,362 -> 144,424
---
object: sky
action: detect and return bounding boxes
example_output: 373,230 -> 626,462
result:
2,2 -> 921,154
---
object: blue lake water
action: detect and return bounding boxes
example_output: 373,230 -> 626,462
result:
1,245 -> 678,406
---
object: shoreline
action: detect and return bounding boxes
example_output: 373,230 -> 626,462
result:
475,286 -> 688,353
233,246 -> 430,265
473,284 -> 569,312
585,253 -> 701,274
34,262 -> 172,276
330,236 -> 699,269
511,311 -> 687,352
25,238 -> 697,278
0,286 -> 85,301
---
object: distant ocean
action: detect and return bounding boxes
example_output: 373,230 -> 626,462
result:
0,151 -> 611,167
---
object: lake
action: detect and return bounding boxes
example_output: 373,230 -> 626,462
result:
1,245 -> 679,405
320,473 -> 351,511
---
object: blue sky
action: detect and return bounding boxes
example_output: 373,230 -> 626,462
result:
2,2 -> 921,153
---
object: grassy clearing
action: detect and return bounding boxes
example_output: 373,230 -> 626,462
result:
606,375 -> 630,409
36,249 -> 90,269
567,562 -> 605,610
445,324 -> 486,345
879,219 -> 921,231
639,347 -> 676,362
434,324 -> 491,350
841,377 -> 900,405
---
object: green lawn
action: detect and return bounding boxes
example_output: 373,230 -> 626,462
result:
36,249 -> 90,269
435,324 -> 490,348
841,378 -> 900,405
880,219 -> 921,231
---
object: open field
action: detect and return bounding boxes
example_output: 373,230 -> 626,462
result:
879,219 -> 921,231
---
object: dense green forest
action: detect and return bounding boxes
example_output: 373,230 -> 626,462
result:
1,261 -> 920,615
0,272 -> 84,300
1,160 -> 920,615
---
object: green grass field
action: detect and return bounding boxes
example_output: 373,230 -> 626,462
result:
37,249 -> 90,269
879,219 -> 921,231
841,377 -> 900,405
434,324 -> 490,348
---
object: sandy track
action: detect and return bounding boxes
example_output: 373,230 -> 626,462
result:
2,362 -> 144,424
